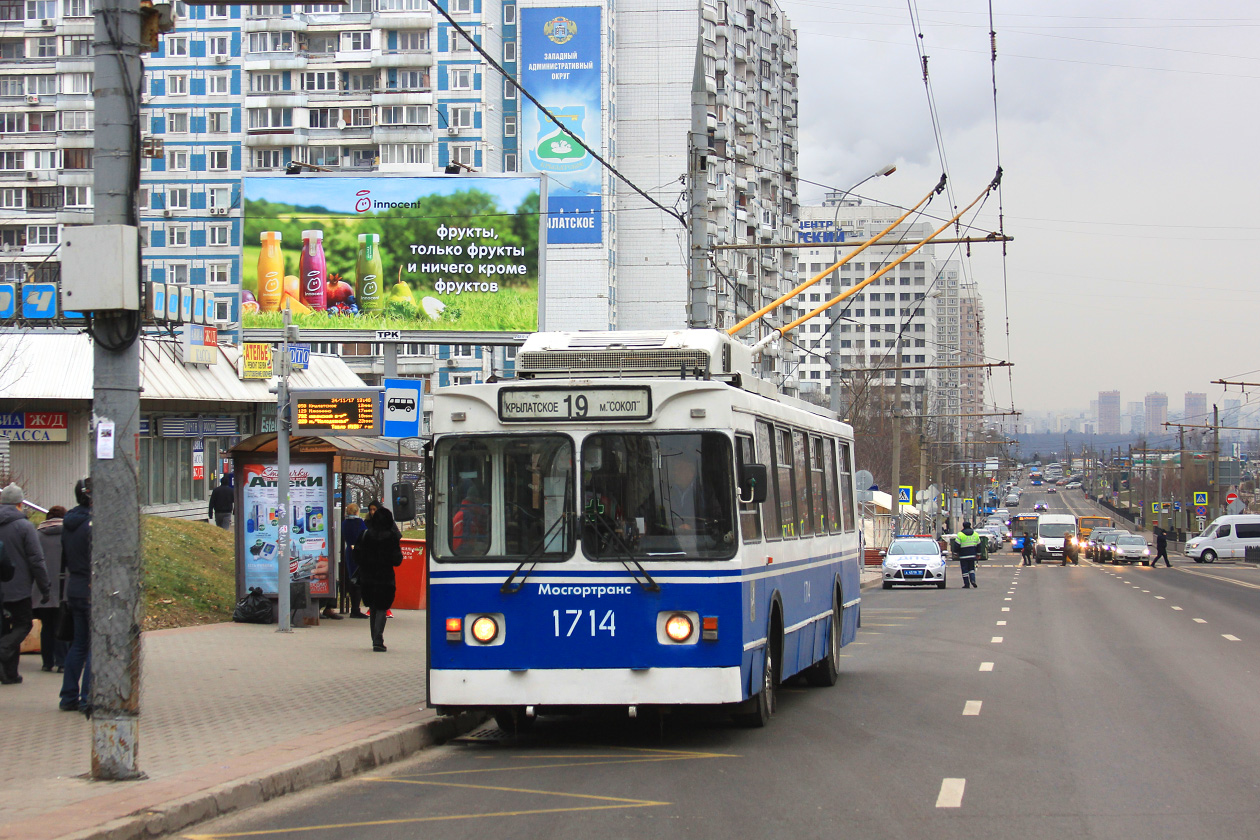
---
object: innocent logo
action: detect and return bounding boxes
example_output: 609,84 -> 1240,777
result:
355,189 -> 371,213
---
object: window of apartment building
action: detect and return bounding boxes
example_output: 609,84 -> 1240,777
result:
167,262 -> 189,284
166,148 -> 188,170
453,344 -> 474,357
450,144 -> 474,166
379,105 -> 429,125
449,0 -> 471,11
503,152 -> 517,172
247,107 -> 292,129
308,108 -> 335,128
252,149 -> 282,169
208,223 -> 230,246
206,35 -> 229,57
167,224 -> 189,247
167,110 -> 189,133
248,32 -> 293,53
347,147 -> 374,168
340,31 -> 371,51
61,0 -> 89,16
0,40 -> 22,60
250,72 -> 283,92
377,0 -> 421,9
379,143 -> 428,165
28,0 -> 55,18
207,72 -> 230,95
301,2 -> 339,10
167,73 -> 188,95
449,105 -> 473,128
0,188 -> 22,208
394,30 -> 427,51
59,110 -> 91,132
166,36 -> 188,57
346,107 -> 372,126
449,67 -> 471,90
250,4 -> 283,14
59,73 -> 88,94
0,152 -> 21,170
0,112 -> 21,132
62,34 -> 90,55
33,35 -> 55,57
207,110 -> 230,133
501,114 -> 516,137
302,71 -> 337,92
448,29 -> 473,52
503,3 -> 515,24
207,262 -> 231,285
346,71 -> 375,92
504,80 -> 516,99
305,145 -> 339,166
503,41 -> 516,62
27,187 -> 58,209
27,225 -> 58,245
208,148 -> 230,170
63,148 -> 92,169
167,186 -> 189,209
394,69 -> 428,90
306,34 -> 336,54
213,296 -> 231,322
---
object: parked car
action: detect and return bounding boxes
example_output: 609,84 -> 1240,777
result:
881,537 -> 949,589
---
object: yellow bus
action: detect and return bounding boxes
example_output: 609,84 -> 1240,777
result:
1077,516 -> 1112,538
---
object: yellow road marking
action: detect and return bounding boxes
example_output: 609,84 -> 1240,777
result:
1177,567 -> 1260,591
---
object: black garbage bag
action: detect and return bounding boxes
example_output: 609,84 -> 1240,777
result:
232,587 -> 274,624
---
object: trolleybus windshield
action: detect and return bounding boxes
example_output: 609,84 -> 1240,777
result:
581,432 -> 736,561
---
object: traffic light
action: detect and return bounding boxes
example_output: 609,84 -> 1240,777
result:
392,482 -> 416,522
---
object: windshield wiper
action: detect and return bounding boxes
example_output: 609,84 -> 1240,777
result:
501,512 -> 573,594
586,512 -> 660,593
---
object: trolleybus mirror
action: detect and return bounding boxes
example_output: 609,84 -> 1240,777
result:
739,464 -> 769,504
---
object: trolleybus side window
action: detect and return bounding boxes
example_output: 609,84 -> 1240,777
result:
757,420 -> 781,541
435,435 -> 574,561
736,434 -> 762,542
777,427 -> 797,538
793,430 -> 813,537
809,435 -> 827,535
837,439 -> 855,532
823,437 -> 841,533
580,433 -> 736,560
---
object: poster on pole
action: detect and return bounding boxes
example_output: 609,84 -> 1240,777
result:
520,6 -> 603,244
241,176 -> 542,331
240,462 -> 332,597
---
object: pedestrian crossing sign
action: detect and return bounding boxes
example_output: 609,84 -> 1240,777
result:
898,485 -> 913,505
1194,491 -> 1208,506
1151,502 -> 1160,514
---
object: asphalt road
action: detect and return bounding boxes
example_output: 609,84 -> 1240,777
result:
189,485 -> 1260,840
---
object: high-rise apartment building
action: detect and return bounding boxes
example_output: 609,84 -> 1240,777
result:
1097,390 -> 1121,435
1145,392 -> 1168,431
957,281 -> 985,437
1126,400 -> 1145,436
1185,391 -> 1207,423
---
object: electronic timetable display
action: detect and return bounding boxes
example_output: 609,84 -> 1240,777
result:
290,390 -> 380,436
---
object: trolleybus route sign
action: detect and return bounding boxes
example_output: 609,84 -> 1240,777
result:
499,387 -> 652,422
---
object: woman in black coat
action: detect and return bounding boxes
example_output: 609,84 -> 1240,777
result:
356,506 -> 403,651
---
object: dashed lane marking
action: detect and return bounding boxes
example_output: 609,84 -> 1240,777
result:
1223,634 -> 1241,641
1004,598 -> 1012,601
1193,618 -> 1207,624
1001,607 -> 1010,611
979,662 -> 994,671
991,636 -> 1004,643
936,778 -> 967,808
963,700 -> 983,716
1172,606 -> 1183,611
996,620 -> 1007,625
1155,596 -> 1165,599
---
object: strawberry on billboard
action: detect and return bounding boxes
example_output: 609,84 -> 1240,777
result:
241,176 -> 544,332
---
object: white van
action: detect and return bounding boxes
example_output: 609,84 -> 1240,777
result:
1184,515 -> 1260,563
1035,513 -> 1078,562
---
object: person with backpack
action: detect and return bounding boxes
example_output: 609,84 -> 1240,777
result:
0,483 -> 50,685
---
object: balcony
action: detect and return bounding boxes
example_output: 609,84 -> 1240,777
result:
372,125 -> 434,144
242,55 -> 307,72
243,18 -> 307,32
371,51 -> 434,69
371,89 -> 434,106
244,128 -> 306,147
370,11 -> 434,29
245,93 -> 307,108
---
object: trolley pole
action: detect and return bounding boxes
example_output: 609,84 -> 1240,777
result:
88,0 -> 145,781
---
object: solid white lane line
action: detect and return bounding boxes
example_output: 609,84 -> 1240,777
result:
991,636 -> 1004,643
1193,618 -> 1207,624
1177,567 -> 1260,591
996,620 -> 1007,626
963,700 -> 983,716
1172,606 -> 1183,611
979,662 -> 994,671
1223,634 -> 1240,641
936,778 -> 966,808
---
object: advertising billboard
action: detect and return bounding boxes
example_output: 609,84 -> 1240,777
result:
241,462 -> 333,597
521,7 -> 603,245
242,176 -> 542,331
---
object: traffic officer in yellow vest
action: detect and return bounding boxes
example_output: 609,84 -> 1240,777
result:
951,522 -> 982,589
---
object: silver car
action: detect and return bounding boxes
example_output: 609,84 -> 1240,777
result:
881,537 -> 949,589
1111,535 -> 1152,565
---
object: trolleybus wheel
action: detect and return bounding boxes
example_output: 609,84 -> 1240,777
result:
493,708 -> 534,736
805,598 -> 841,687
736,638 -> 777,727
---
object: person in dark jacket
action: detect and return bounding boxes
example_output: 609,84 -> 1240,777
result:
0,483 -> 50,684
208,475 -> 234,530
356,505 -> 403,651
34,505 -> 67,672
59,479 -> 92,712
1021,530 -> 1034,565
1152,527 -> 1171,567
951,522 -> 982,590
341,503 -> 368,619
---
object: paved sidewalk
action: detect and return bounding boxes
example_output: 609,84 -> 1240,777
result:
0,610 -> 445,840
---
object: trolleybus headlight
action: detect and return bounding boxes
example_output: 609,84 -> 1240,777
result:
471,615 -> 499,644
665,613 -> 693,642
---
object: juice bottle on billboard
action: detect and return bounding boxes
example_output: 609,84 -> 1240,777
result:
356,233 -> 383,312
258,231 -> 284,312
299,229 -> 327,311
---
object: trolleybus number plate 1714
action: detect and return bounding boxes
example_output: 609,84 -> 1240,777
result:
499,387 -> 652,422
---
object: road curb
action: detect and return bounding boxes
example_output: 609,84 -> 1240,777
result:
53,710 -> 486,840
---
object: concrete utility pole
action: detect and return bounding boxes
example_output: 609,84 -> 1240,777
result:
1212,404 -> 1221,520
91,0 -> 144,780
890,349 -> 902,519
1179,427 -> 1187,534
687,49 -> 709,330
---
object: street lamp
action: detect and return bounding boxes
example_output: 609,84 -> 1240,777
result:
829,164 -> 897,414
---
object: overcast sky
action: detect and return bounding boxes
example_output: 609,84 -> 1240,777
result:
777,0 -> 1260,423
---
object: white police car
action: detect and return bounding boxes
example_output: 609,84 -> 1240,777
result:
881,536 -> 948,590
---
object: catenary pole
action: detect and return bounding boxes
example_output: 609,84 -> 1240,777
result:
91,0 -> 144,780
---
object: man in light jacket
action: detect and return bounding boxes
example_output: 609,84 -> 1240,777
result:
0,483 -> 50,684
